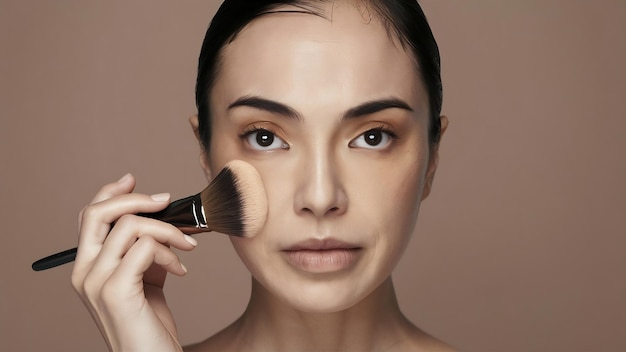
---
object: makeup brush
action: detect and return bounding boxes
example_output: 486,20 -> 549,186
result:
31,160 -> 267,271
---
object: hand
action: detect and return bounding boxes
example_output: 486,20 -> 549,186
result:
71,173 -> 198,352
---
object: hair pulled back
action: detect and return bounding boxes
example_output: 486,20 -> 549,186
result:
196,0 -> 442,149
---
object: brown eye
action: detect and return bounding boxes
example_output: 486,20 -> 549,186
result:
256,129 -> 275,147
350,128 -> 395,150
364,130 -> 383,146
243,128 -> 288,151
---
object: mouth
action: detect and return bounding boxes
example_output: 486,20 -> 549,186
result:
281,238 -> 363,273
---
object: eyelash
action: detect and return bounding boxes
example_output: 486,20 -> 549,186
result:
349,125 -> 399,149
368,125 -> 398,139
240,124 -> 266,138
239,125 -> 290,150
238,124 -> 398,150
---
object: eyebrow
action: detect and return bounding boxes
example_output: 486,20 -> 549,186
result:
227,96 -> 413,121
228,96 -> 302,120
342,98 -> 413,120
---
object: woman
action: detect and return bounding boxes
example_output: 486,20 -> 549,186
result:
71,0 -> 452,350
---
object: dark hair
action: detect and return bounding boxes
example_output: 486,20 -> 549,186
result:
195,0 -> 442,150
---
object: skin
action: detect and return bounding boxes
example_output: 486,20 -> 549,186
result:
191,2 -> 451,351
72,2 -> 450,351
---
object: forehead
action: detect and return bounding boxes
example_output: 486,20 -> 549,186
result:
213,2 -> 424,112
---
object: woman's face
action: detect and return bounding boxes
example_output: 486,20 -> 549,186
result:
205,3 -> 440,312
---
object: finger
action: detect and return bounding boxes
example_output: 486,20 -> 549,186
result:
129,236 -> 187,277
78,193 -> 171,249
103,215 -> 197,256
78,173 -> 135,232
74,193 -> 172,277
91,173 -> 136,204
103,237 -> 187,301
87,215 -> 196,281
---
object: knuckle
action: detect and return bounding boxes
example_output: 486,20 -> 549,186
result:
82,275 -> 101,299
77,206 -> 87,223
115,213 -> 137,228
159,248 -> 177,265
135,235 -> 157,251
70,271 -> 84,293
80,204 -> 99,223
163,255 -> 178,268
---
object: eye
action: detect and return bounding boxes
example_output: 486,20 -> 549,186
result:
350,128 -> 396,149
243,128 -> 288,151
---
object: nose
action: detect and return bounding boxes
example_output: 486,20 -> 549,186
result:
294,152 -> 348,218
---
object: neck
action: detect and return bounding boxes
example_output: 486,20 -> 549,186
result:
230,276 -> 416,352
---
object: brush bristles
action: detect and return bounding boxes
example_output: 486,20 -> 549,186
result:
201,160 -> 268,237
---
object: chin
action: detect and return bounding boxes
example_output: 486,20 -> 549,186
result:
277,282 -> 372,314
260,266 -> 389,314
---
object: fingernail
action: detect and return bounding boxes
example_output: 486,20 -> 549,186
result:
184,235 -> 198,247
180,263 -> 188,274
150,193 -> 170,202
117,173 -> 132,183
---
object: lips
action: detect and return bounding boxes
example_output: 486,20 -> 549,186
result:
284,238 -> 360,251
281,238 -> 362,273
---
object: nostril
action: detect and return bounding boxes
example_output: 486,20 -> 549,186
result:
324,206 -> 342,216
293,175 -> 348,217
299,206 -> 341,216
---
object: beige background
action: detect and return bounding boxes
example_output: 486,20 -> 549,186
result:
2,1 -> 625,351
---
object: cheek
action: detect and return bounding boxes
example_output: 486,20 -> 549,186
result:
229,232 -> 279,289
246,158 -> 302,233
393,159 -> 429,234
352,155 -> 427,265
229,236 -> 260,272
351,154 -> 426,225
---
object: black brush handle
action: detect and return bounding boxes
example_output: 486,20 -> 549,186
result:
32,193 -> 208,271
141,193 -> 207,229
32,247 -> 78,271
